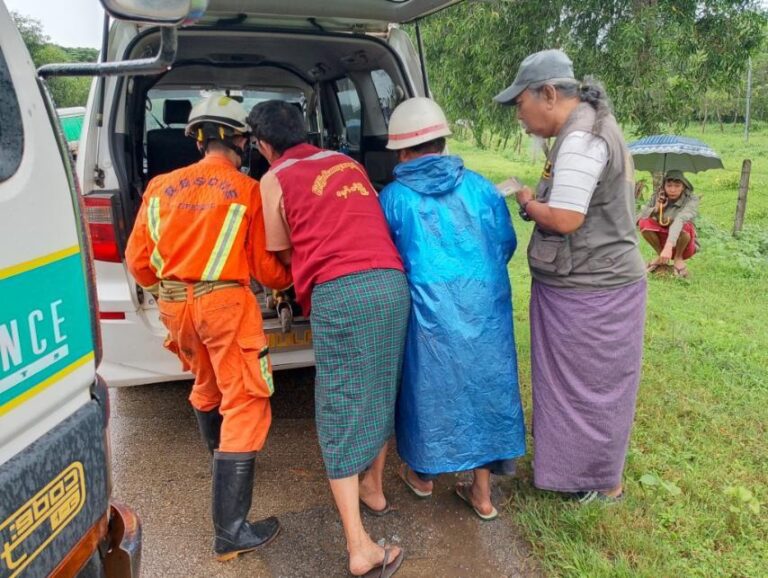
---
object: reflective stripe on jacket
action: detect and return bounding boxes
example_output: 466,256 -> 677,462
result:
126,155 -> 291,290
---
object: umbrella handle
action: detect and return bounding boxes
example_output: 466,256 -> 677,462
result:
658,205 -> 671,227
655,190 -> 670,226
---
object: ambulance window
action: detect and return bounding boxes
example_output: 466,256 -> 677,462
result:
0,47 -> 24,183
371,69 -> 400,127
335,77 -> 361,148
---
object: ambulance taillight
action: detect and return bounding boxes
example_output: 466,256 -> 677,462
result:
84,195 -> 122,262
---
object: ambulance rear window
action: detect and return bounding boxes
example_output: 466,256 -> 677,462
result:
0,47 -> 24,183
335,77 -> 361,148
371,69 -> 399,126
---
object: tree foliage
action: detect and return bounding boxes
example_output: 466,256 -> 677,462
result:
11,11 -> 98,108
419,0 -> 767,143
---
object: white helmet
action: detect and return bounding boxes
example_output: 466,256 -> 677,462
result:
386,97 -> 452,150
185,94 -> 250,141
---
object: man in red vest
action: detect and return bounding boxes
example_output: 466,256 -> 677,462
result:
249,100 -> 408,578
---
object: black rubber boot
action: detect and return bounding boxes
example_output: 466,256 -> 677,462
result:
212,452 -> 280,561
194,407 -> 223,454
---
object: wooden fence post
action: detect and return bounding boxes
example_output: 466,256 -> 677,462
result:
733,159 -> 751,236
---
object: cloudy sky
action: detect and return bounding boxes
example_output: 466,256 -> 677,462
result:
7,0 -> 768,51
6,0 -> 104,48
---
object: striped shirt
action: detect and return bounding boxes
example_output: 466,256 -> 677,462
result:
548,130 -> 608,214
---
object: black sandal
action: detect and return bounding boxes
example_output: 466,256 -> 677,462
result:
568,490 -> 624,505
359,498 -> 393,517
356,547 -> 405,578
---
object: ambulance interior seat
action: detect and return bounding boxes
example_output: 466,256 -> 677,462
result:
363,137 -> 397,191
146,99 -> 200,180
248,102 -> 305,180
247,148 -> 271,180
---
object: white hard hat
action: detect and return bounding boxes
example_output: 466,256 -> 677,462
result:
185,94 -> 250,140
386,97 -> 452,150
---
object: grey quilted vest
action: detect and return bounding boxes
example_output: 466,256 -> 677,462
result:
528,103 -> 645,289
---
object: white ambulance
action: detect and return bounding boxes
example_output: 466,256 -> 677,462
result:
0,0 -> 216,574
76,0 -> 460,386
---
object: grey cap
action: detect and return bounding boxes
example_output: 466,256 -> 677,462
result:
493,49 -> 575,105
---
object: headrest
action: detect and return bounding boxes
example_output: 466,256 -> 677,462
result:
163,100 -> 192,125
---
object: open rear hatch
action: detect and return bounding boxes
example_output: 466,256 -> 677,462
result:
96,1 -> 465,373
195,0 -> 464,32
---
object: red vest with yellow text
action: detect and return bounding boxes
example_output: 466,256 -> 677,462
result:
270,143 -> 403,313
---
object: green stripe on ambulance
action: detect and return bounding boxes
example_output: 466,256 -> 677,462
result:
0,253 -> 94,411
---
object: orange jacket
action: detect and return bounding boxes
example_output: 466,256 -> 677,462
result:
126,154 -> 291,290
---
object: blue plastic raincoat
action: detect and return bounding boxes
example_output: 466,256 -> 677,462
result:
380,154 -> 526,474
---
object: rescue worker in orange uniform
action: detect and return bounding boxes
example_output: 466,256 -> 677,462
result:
125,94 -> 291,561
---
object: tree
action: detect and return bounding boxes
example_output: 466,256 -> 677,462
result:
10,11 -> 98,108
750,51 -> 768,122
11,11 -> 48,61
64,47 -> 100,63
419,1 -> 767,143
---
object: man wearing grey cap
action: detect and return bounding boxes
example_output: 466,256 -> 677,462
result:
494,49 -> 647,504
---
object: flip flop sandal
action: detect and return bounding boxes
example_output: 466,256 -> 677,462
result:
398,464 -> 432,498
360,498 -> 393,517
454,482 -> 499,521
568,490 -> 625,505
356,547 -> 405,578
673,265 -> 689,278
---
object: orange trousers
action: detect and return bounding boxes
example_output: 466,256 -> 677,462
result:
158,285 -> 274,453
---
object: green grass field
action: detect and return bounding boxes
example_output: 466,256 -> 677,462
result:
450,123 -> 767,577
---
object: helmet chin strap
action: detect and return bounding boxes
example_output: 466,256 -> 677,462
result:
226,139 -> 252,173
221,138 -> 246,157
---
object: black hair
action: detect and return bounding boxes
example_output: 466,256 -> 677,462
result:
247,100 -> 307,155
403,137 -> 446,155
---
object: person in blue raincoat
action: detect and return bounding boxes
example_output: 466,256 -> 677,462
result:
380,97 -> 526,521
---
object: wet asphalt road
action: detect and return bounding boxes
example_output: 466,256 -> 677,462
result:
109,368 -> 542,578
